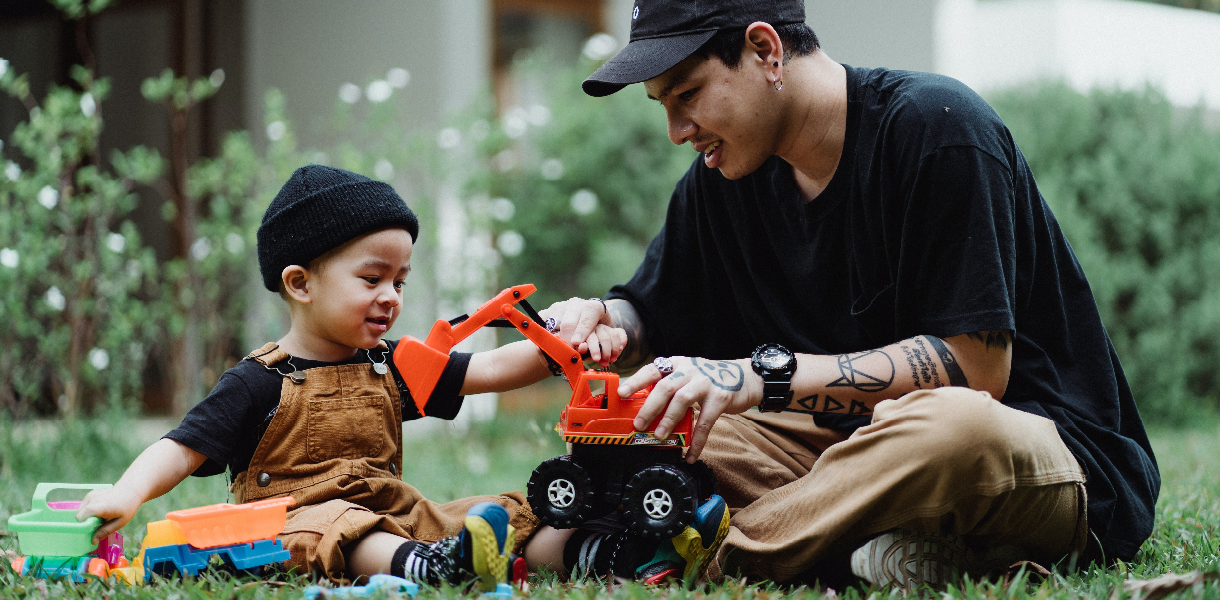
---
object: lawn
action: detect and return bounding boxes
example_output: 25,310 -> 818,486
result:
1,401 -> 1217,599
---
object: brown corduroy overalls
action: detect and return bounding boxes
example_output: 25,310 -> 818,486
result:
230,343 -> 538,581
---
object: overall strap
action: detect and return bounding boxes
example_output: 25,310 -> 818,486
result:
247,342 -> 290,367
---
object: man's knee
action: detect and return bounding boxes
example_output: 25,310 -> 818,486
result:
870,387 -> 1015,476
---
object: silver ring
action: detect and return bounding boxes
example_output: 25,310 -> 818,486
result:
653,356 -> 674,376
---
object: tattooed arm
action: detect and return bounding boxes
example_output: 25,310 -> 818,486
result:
619,330 -> 1013,462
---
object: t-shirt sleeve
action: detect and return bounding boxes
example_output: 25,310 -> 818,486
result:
894,144 -> 1018,339
389,341 -> 471,421
163,371 -> 255,478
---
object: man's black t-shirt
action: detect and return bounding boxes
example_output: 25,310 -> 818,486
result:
165,339 -> 471,481
608,65 -> 1159,561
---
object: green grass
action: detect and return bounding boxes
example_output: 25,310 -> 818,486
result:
1,408 -> 1217,599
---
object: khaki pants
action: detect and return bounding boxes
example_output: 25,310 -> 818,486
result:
701,387 -> 1087,582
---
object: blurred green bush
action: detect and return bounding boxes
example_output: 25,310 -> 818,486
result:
991,82 -> 1220,424
461,61 -> 697,308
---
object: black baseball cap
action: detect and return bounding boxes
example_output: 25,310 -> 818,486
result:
582,0 -> 806,97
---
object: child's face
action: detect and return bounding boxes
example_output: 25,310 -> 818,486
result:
302,228 -> 413,350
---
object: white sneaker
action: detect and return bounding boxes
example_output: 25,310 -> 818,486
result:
850,529 -> 971,590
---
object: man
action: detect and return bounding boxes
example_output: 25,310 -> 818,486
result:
544,0 -> 1160,590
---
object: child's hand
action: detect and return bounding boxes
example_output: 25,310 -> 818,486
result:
541,298 -> 624,366
77,486 -> 143,545
585,323 -> 627,367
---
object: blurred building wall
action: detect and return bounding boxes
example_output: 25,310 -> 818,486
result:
937,0 -> 1220,110
244,0 -> 489,150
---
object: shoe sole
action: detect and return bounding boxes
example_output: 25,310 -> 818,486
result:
850,529 -> 968,590
466,503 -> 516,593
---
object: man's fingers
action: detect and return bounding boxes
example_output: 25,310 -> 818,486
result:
632,365 -> 692,433
617,366 -> 654,398
685,396 -> 727,463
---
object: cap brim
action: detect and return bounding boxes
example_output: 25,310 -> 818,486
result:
582,30 -> 717,97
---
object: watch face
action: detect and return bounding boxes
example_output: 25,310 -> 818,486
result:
757,345 -> 792,370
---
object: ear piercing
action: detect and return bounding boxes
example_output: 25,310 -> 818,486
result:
773,77 -> 783,92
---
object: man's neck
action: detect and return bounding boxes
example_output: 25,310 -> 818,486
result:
772,52 -> 848,202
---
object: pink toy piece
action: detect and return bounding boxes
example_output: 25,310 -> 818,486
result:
46,501 -> 82,510
97,532 -> 125,566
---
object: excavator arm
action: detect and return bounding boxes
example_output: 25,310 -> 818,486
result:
392,284 -> 585,416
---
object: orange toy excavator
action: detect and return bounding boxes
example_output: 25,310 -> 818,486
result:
393,284 -> 715,540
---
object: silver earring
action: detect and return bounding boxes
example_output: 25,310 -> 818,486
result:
773,77 -> 783,92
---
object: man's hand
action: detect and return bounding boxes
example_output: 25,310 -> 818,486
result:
539,297 -> 617,364
76,486 -> 143,545
618,356 -> 762,463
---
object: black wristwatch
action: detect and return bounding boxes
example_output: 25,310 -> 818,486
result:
751,343 -> 796,413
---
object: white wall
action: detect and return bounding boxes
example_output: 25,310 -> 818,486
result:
244,0 -> 490,149
936,0 -> 1220,109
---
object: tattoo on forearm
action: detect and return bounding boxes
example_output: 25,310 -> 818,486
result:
608,302 -> 650,371
967,330 -> 1012,352
794,393 -> 872,416
827,350 -> 894,393
908,338 -> 942,388
693,359 -> 744,391
923,336 -> 968,387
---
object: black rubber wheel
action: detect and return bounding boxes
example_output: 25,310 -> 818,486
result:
527,455 -> 595,528
621,465 -> 696,539
685,459 -> 718,502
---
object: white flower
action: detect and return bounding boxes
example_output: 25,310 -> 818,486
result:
45,286 -> 65,311
374,158 -> 394,180
4,161 -> 20,181
386,68 -> 410,88
489,198 -> 515,222
209,68 -> 225,88
437,128 -> 461,150
0,247 -> 18,268
88,347 -> 109,371
527,105 -> 551,127
37,185 -> 58,209
492,149 -> 517,173
466,452 -> 490,475
79,93 -> 96,118
540,158 -> 565,181
265,121 -> 286,141
582,33 -> 619,61
570,189 -> 599,215
469,120 -> 490,141
366,80 -> 392,103
126,259 -> 141,279
225,232 -> 244,254
0,58 -> 7,78
496,230 -> 525,257
105,232 -> 126,253
338,82 -> 362,104
190,237 -> 212,261
502,107 -> 528,139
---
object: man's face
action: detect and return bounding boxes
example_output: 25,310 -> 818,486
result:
645,52 -> 780,180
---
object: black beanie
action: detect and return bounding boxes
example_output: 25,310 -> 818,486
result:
257,165 -> 419,292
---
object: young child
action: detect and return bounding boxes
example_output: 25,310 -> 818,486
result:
75,165 -> 626,589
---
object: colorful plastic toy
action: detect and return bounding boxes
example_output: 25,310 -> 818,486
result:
394,284 -> 715,540
301,574 -> 515,599
112,496 -> 295,584
303,574 -> 420,599
7,483 -> 129,581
